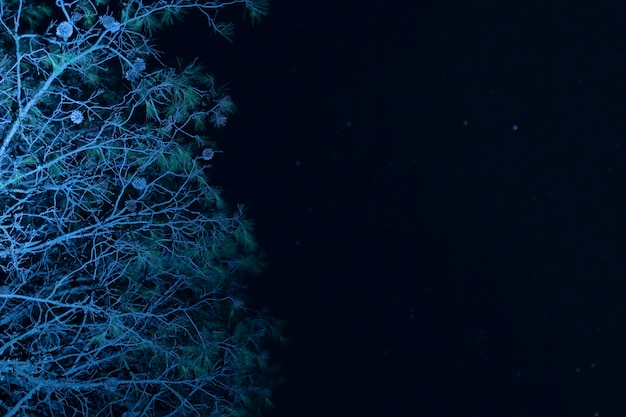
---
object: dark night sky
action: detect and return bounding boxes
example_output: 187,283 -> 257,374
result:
162,1 -> 626,416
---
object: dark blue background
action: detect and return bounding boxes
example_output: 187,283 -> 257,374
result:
162,1 -> 626,416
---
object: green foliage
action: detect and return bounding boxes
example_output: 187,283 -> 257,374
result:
155,142 -> 194,172
135,61 -> 217,127
246,0 -> 271,24
74,0 -> 109,29
176,343 -> 217,378
122,2 -> 187,36
15,2 -> 53,30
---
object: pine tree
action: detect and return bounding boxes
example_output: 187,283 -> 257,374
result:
0,1 -> 279,416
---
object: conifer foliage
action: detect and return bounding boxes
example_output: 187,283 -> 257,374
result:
0,0 -> 278,416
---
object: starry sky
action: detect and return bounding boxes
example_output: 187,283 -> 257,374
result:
161,1 -> 626,416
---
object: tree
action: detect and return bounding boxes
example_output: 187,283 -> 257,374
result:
0,1 -> 279,416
